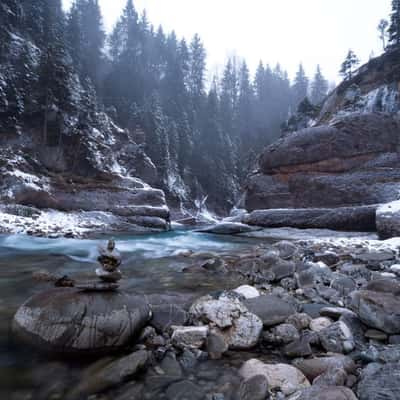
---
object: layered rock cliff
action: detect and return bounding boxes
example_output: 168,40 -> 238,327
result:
240,50 -> 400,233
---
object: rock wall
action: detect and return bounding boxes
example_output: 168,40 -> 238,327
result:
241,51 -> 400,229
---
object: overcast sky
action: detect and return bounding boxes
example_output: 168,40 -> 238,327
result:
63,0 -> 391,84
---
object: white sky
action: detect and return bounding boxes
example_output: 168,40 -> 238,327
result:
63,0 -> 392,84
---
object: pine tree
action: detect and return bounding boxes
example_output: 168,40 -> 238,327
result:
38,0 -> 71,144
292,64 -> 309,107
378,19 -> 389,51
310,65 -> 328,105
339,50 -> 360,80
189,34 -> 206,106
389,0 -> 400,48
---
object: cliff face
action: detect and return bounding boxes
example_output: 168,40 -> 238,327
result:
241,51 -> 400,214
0,23 -> 169,236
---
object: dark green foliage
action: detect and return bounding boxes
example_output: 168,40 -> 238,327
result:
339,49 -> 360,80
389,0 -> 400,48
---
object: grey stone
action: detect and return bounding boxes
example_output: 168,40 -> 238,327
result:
150,304 -> 189,332
166,380 -> 204,400
237,375 -> 269,400
244,295 -> 296,327
13,288 -> 151,355
318,321 -> 355,354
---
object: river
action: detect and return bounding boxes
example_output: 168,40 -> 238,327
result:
0,230 -> 267,399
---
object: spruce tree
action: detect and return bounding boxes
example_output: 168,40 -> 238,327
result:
378,19 -> 389,51
339,50 -> 360,80
311,65 -> 328,105
292,64 -> 309,107
389,0 -> 400,48
189,34 -> 206,106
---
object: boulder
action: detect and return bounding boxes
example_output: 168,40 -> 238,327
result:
244,295 -> 297,327
376,200 -> 400,239
357,362 -> 400,400
198,222 -> 260,235
150,304 -> 189,333
293,355 -> 356,381
238,375 -> 269,400
239,359 -> 310,395
189,296 -> 263,349
13,288 -> 151,355
233,285 -> 260,299
318,321 -> 355,354
244,206 -> 377,231
171,326 -> 209,349
290,386 -> 358,400
349,290 -> 400,334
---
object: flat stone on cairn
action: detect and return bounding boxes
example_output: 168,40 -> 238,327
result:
96,239 -> 123,284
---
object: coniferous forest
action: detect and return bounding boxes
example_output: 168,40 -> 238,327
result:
0,0 -> 329,212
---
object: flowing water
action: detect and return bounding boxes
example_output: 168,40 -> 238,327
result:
0,230 -> 268,399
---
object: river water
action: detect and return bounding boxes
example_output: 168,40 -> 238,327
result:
0,230 -> 267,399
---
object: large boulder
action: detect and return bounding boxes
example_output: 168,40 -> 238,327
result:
376,201 -> 400,239
357,362 -> 400,400
349,290 -> 400,334
244,206 -> 377,231
13,288 -> 151,355
290,386 -> 358,400
189,295 -> 263,349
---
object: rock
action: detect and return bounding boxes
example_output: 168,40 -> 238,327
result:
190,296 -> 263,349
239,359 -> 310,395
166,380 -> 204,400
244,295 -> 296,327
69,350 -> 148,397
291,386 -> 358,400
114,382 -> 144,400
272,241 -> 300,259
283,335 -> 313,358
201,258 -> 228,274
233,285 -> 260,299
376,201 -> 400,239
13,288 -> 151,355
364,329 -> 388,341
171,326 -> 209,349
237,375 -> 269,400
244,206 -> 377,232
312,367 -> 347,387
293,355 -> 356,381
150,304 -> 189,332
199,222 -> 260,235
320,307 -> 356,320
349,290 -> 400,334
206,329 -> 229,359
286,313 -> 312,331
270,323 -> 300,344
242,113 -> 400,212
357,362 -> 400,400
310,317 -> 333,332
95,268 -> 122,283
318,321 -> 355,354
313,252 -> 340,266
75,281 -> 120,291
364,278 -> 400,295
97,239 -> 122,271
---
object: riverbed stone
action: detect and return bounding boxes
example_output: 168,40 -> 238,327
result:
150,304 -> 189,332
318,321 -> 355,354
190,296 -> 263,349
239,359 -> 310,395
293,355 -> 356,381
357,362 -> 400,400
244,295 -> 296,327
171,326 -> 209,349
233,285 -> 260,299
13,288 -> 151,355
349,289 -> 400,334
290,386 -> 358,400
238,374 -> 269,400
310,317 -> 333,332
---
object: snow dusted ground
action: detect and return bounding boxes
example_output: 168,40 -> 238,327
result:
0,208 -> 162,238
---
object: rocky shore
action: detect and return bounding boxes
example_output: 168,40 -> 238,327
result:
11,233 -> 400,400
